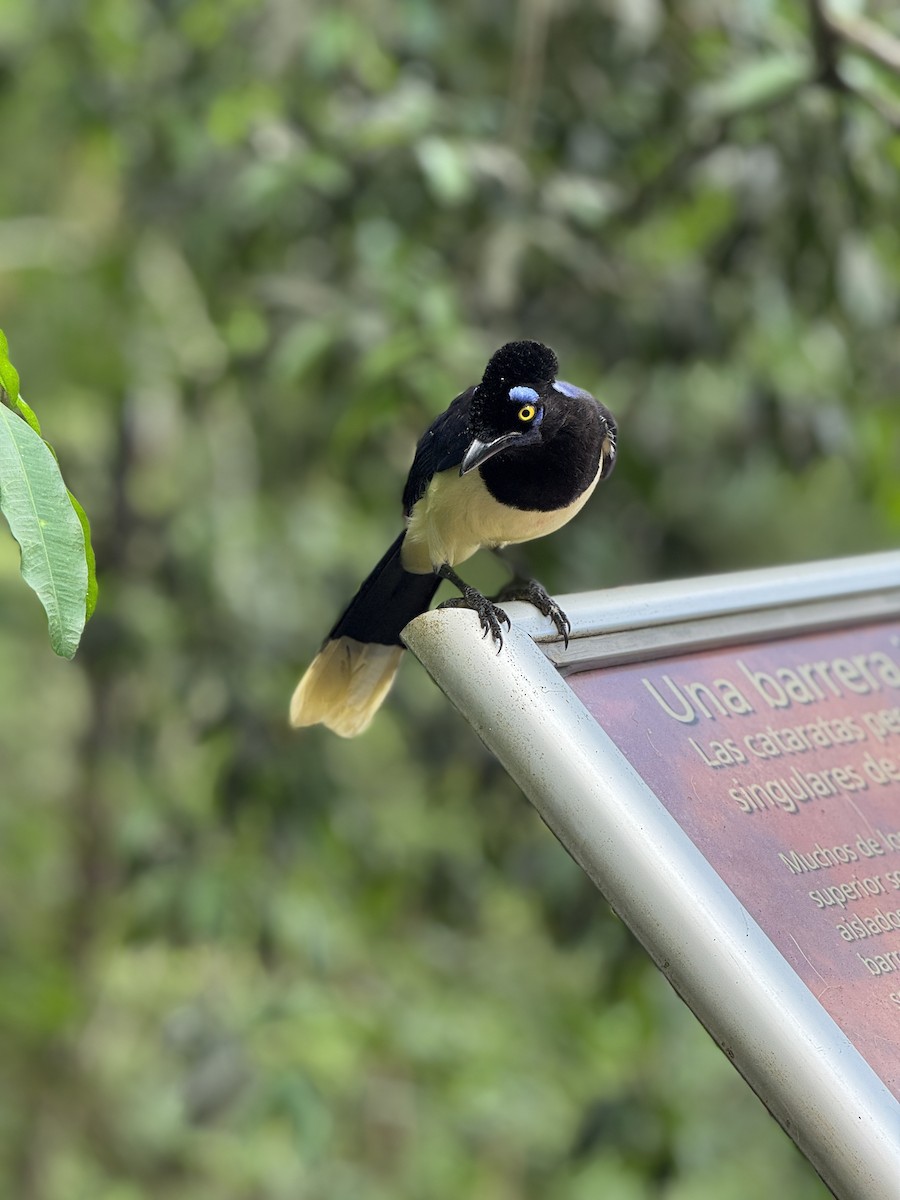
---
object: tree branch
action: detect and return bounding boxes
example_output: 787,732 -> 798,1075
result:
826,11 -> 900,77
807,0 -> 900,132
806,0 -> 843,88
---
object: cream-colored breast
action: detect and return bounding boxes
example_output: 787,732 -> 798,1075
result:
401,463 -> 602,574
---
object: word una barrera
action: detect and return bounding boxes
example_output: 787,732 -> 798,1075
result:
642,650 -> 900,726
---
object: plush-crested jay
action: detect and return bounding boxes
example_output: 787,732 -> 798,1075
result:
290,340 -> 617,736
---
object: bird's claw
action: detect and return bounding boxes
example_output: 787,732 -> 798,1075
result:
493,579 -> 571,649
438,591 -> 510,651
545,601 -> 572,649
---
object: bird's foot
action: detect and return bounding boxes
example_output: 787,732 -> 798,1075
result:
493,578 -> 571,648
438,590 -> 511,651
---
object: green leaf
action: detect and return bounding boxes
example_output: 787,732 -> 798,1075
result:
694,52 -> 811,120
14,393 -> 42,436
0,328 -> 21,407
67,489 -> 98,620
0,405 -> 88,658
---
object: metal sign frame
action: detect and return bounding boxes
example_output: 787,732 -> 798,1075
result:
403,551 -> 900,1200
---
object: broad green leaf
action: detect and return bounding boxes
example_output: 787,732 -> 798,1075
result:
0,329 -> 97,636
0,405 -> 88,658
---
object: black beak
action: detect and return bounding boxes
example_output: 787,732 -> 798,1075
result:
460,430 -> 528,475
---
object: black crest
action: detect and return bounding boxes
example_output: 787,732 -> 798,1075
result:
481,341 -> 558,389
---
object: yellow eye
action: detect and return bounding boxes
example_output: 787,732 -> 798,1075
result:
518,404 -> 536,422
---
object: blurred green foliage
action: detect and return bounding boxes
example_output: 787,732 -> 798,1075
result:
1,0 -> 899,1196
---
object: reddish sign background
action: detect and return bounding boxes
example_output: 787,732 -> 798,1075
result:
568,620 -> 900,1099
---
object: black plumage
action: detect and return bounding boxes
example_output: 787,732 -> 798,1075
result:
326,533 -> 441,647
291,340 -> 617,736
401,389 -> 476,515
479,386 -> 611,512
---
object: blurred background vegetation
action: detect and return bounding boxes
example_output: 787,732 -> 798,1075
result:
1,0 -> 899,1196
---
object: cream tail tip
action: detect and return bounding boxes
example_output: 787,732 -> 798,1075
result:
289,637 -> 404,738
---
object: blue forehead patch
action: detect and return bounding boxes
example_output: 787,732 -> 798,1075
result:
509,385 -> 539,404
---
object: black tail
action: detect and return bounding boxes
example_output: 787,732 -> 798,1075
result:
329,532 -> 441,646
289,533 -> 441,736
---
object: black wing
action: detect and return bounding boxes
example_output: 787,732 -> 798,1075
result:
401,385 -> 476,517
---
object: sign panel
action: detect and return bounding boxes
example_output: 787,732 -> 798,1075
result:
403,551 -> 900,1200
568,620 -> 900,1100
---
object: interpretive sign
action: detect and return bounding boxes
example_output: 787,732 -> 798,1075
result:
403,551 -> 900,1200
569,620 -> 900,1100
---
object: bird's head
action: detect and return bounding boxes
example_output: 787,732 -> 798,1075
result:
461,340 -> 561,476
